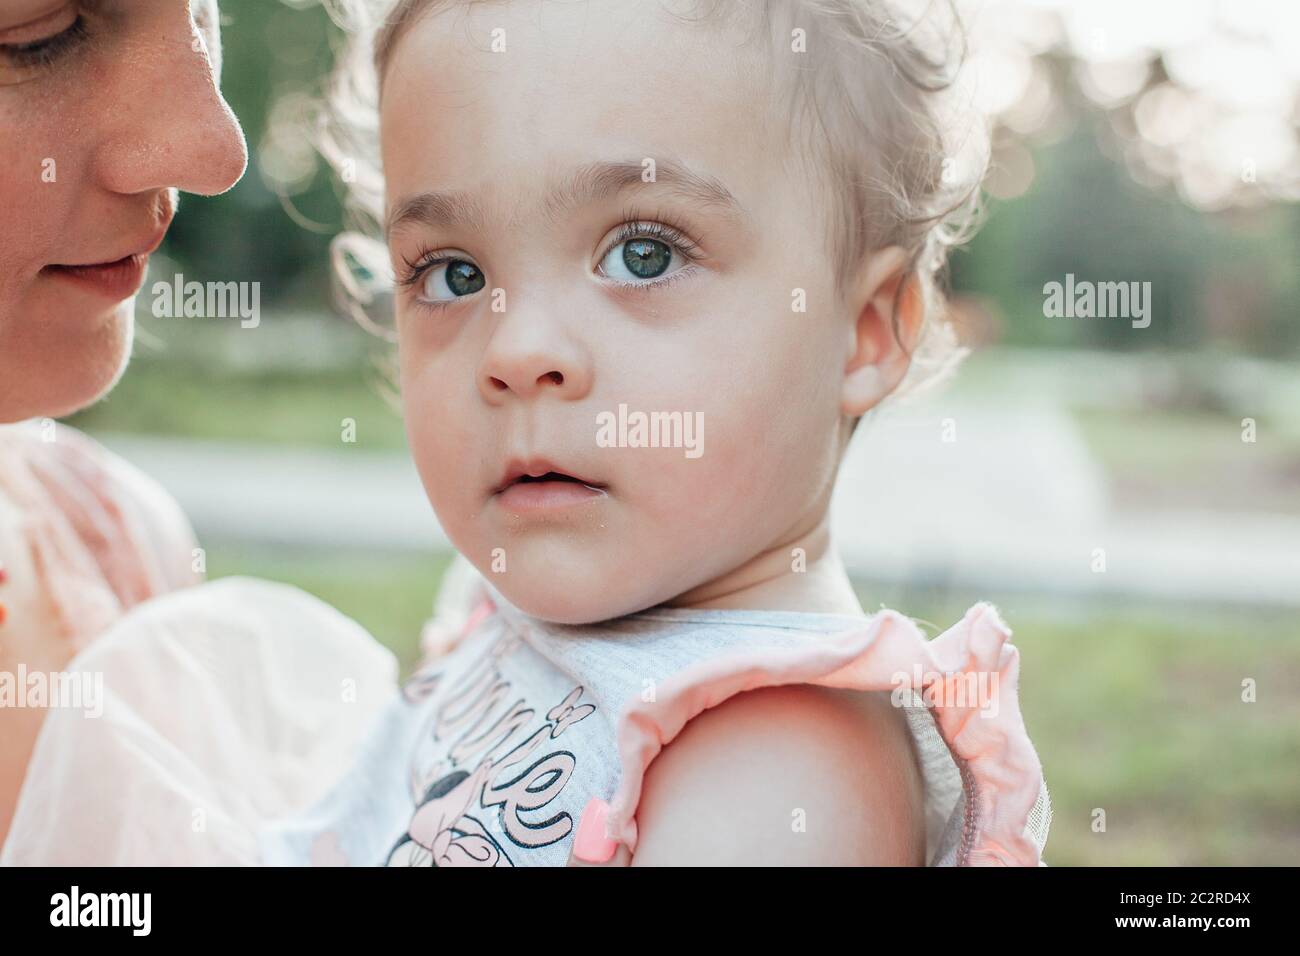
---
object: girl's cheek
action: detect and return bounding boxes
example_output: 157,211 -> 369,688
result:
397,307 -> 439,352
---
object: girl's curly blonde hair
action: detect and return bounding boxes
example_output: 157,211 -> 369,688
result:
313,0 -> 989,405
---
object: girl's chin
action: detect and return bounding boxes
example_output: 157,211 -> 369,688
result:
486,576 -> 655,626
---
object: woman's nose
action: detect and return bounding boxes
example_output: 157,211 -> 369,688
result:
92,19 -> 247,197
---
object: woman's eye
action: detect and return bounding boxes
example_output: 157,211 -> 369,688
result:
419,258 -> 486,302
599,237 -> 682,283
0,13 -> 89,84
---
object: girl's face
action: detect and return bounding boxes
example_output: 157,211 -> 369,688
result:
0,0 -> 246,423
384,0 -> 855,623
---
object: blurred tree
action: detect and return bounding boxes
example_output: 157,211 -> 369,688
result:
163,0 -> 341,312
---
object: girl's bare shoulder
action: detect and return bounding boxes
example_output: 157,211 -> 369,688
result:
630,683 -> 927,866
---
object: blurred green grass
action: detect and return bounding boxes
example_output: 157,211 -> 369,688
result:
205,545 -> 1300,867
71,361 -> 407,450
933,598 -> 1299,866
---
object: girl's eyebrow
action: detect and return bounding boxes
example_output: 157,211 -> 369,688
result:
386,157 -> 749,237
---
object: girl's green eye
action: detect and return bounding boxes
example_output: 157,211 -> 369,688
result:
419,258 -> 485,302
446,260 -> 485,296
601,237 -> 679,283
622,239 -> 672,279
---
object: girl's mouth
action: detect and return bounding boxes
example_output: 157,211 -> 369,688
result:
492,464 -> 608,515
494,475 -> 607,514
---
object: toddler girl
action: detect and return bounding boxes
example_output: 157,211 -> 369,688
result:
264,0 -> 1052,865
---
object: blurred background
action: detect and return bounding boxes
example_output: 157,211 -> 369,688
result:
66,0 -> 1299,864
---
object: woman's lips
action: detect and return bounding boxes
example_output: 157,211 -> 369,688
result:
494,476 -> 608,514
42,222 -> 169,303
43,253 -> 152,303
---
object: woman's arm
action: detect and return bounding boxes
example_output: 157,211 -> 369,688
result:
0,423 -> 201,847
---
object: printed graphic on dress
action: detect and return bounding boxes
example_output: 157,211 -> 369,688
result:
387,628 -> 597,867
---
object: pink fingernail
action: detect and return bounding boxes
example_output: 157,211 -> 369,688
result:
574,797 -> 617,863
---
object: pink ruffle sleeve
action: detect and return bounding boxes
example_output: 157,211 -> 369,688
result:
605,602 -> 1052,866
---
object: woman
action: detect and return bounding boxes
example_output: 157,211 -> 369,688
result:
0,0 -> 397,858
0,0 -> 247,845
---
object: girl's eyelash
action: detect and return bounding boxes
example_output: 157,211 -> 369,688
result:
397,247 -> 453,290
0,16 -> 89,68
601,265 -> 699,297
599,207 -> 706,267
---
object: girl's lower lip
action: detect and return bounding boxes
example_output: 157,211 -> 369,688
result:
494,479 -> 607,514
44,254 -> 150,302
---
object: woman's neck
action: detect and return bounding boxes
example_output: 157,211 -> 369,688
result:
664,510 -> 865,616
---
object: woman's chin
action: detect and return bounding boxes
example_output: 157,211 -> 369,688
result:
0,306 -> 134,422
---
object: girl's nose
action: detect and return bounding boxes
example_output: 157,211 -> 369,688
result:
481,356 -> 592,404
478,310 -> 593,404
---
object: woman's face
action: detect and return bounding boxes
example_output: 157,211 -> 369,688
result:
0,0 -> 246,423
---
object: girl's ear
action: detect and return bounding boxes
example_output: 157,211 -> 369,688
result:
841,245 -> 924,417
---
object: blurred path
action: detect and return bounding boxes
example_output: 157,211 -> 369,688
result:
96,406 -> 1300,606
101,434 -> 447,553
833,398 -> 1300,606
